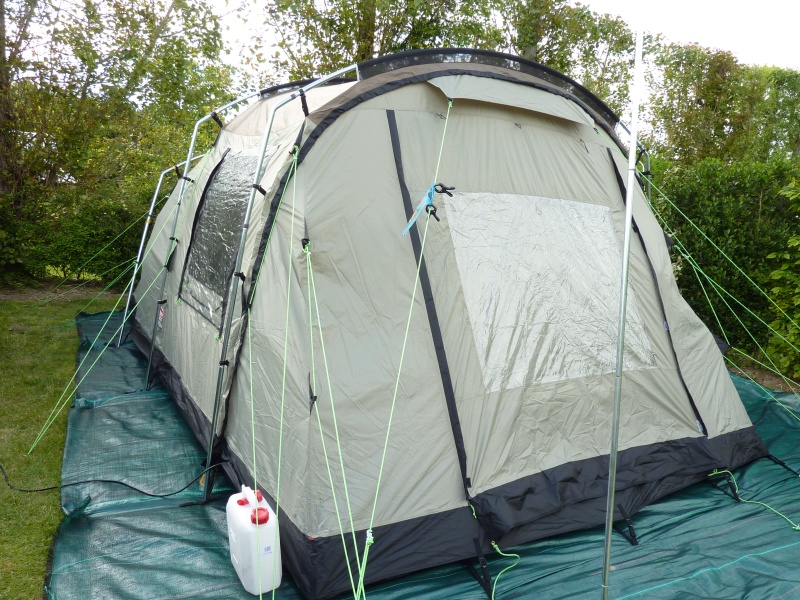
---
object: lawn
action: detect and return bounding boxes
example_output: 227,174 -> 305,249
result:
0,284 -> 119,599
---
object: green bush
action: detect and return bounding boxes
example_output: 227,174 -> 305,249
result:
652,157 -> 800,352
767,180 -> 800,376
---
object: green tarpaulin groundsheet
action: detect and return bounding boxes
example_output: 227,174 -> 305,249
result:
47,311 -> 800,599
59,312 -> 227,516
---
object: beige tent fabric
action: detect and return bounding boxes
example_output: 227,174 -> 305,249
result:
137,66 -> 756,543
427,75 -> 595,126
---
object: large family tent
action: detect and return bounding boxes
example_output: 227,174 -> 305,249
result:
132,49 -> 768,599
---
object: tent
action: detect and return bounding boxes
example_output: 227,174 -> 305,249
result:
132,49 -> 768,599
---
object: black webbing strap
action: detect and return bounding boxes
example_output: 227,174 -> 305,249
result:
463,538 -> 492,598
613,503 -> 639,546
210,111 -> 224,128
606,148 -> 708,436
386,109 -> 471,499
299,88 -> 309,117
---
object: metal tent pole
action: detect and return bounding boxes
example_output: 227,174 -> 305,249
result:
143,91 -> 262,389
116,155 -> 205,348
601,28 -> 644,600
201,63 -> 360,501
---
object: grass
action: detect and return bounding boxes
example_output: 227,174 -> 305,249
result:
0,286 -> 119,599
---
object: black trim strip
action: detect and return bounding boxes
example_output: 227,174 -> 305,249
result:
386,109 -> 471,497
606,149 -> 708,436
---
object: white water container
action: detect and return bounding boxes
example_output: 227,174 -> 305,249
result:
226,485 -> 282,595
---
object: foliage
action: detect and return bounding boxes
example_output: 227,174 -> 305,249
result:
507,0 -> 643,114
0,0 -> 232,282
259,0 -> 505,81
646,44 -> 800,164
767,180 -> 800,376
651,158 -> 800,352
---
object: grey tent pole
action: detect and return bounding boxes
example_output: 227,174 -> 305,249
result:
116,155 -> 206,348
144,91 -> 262,388
601,28 -> 644,600
202,63 -> 361,501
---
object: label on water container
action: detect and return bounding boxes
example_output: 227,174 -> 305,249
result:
262,545 -> 273,556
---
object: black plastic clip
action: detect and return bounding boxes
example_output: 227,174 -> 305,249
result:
301,238 -> 310,250
219,360 -> 230,367
180,176 -> 194,183
169,236 -> 179,242
708,470 -> 741,502
234,272 -> 246,282
157,299 -> 168,305
308,374 -> 317,414
425,204 -> 440,222
299,88 -> 310,117
434,183 -> 455,197
613,504 -> 639,546
210,111 -> 224,128
252,183 -> 267,196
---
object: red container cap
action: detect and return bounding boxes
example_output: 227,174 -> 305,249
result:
256,489 -> 263,502
237,497 -> 248,506
251,507 -> 269,525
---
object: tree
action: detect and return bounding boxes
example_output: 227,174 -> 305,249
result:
257,0 -> 505,81
0,0 -> 232,280
507,0 -> 640,114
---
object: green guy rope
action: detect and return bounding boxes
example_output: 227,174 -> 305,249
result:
29,194 -> 186,452
641,170 -> 800,335
724,358 -> 800,424
305,246 -> 359,597
272,148 -> 300,600
38,195 -> 167,305
729,346 -> 800,390
680,250 -> 800,397
490,542 -> 521,599
246,321 -> 264,599
28,261 -> 166,454
44,256 -> 136,306
596,123 -> 800,346
307,242 -> 364,586
709,469 -> 800,530
355,98 -> 455,600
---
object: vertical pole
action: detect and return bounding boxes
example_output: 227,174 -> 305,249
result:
601,28 -> 644,600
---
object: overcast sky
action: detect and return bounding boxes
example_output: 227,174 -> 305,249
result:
582,0 -> 800,71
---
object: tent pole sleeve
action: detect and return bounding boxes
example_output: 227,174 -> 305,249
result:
202,63 -> 361,501
118,155 -> 205,348
602,28 -> 643,600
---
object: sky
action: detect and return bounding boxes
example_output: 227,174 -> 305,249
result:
211,1 -> 800,73
581,0 -> 800,71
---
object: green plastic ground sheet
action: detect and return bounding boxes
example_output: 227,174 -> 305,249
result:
47,311 -> 800,599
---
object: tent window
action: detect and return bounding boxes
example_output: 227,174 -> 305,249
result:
444,192 -> 656,392
180,152 -> 259,328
